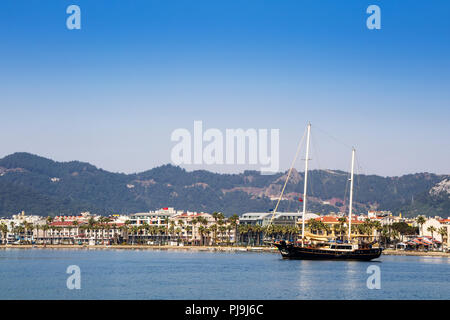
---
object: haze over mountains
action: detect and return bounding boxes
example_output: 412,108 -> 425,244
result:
0,153 -> 448,218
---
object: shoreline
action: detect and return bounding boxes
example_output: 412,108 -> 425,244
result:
382,249 -> 449,257
0,244 -> 278,253
1,245 -> 449,257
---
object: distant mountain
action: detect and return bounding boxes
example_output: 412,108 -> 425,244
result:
0,152 -> 448,217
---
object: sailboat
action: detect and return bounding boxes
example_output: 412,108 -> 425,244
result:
273,123 -> 383,261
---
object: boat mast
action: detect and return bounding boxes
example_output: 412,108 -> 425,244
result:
301,123 -> 311,247
348,147 -> 355,242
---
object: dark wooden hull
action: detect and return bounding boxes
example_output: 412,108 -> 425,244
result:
274,242 -> 382,261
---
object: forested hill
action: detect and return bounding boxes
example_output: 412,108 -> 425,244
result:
0,152 -> 448,217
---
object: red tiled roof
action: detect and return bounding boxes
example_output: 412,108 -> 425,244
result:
315,216 -> 363,224
50,222 -> 125,228
50,221 -> 85,226
102,223 -> 125,227
55,215 -> 83,218
177,213 -> 208,217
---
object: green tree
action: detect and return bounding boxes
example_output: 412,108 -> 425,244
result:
416,216 -> 426,235
0,223 -> 8,244
437,227 -> 447,251
427,226 -> 437,250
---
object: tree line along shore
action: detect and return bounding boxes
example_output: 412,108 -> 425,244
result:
1,210 -> 449,253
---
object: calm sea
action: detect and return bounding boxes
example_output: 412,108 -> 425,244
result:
0,248 -> 449,300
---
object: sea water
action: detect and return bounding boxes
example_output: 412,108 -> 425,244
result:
0,249 -> 448,299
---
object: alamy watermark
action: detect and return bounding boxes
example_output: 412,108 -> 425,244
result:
366,5 -> 381,30
66,265 -> 81,290
366,265 -> 381,290
64,5 -> 379,31
171,121 -> 279,174
66,5 -> 81,30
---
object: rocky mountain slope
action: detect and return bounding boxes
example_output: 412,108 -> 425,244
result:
0,152 -> 448,217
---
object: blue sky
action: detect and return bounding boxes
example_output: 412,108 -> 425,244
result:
0,0 -> 449,176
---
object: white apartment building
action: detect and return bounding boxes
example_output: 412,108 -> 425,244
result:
128,207 -> 179,226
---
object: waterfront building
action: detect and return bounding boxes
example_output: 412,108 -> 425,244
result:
421,218 -> 450,246
238,212 -> 319,245
128,207 -> 178,227
33,212 -> 126,245
1,207 -> 448,250
309,215 -> 376,242
170,212 -> 237,246
35,218 -> 125,245
0,211 -> 46,244
239,211 -> 319,227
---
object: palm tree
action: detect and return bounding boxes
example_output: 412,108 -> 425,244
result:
41,224 -> 49,245
111,223 -> 118,245
142,222 -> 150,244
33,224 -> 41,244
16,225 -> 25,243
372,221 -> 382,242
362,219 -> 375,241
219,225 -> 227,245
191,218 -> 198,245
164,218 -> 169,244
0,223 -> 8,244
331,217 -> 347,240
23,222 -> 33,243
198,226 -> 206,246
210,224 -> 218,245
246,225 -> 254,245
390,229 -> 400,246
217,218 -> 225,243
416,216 -> 426,235
158,226 -> 166,245
49,225 -> 57,244
146,225 -> 155,244
175,227 -> 182,244
437,227 -> 447,251
380,225 -> 390,247
238,224 -> 248,245
205,227 -> 212,246
128,226 -> 136,244
264,224 -> 274,242
124,220 -> 132,244
103,223 -> 111,245
72,221 -> 79,245
253,225 -> 261,245
87,217 -> 96,244
321,222 -> 331,237
427,226 -> 437,250
228,214 -> 239,245
225,224 -> 232,245
168,223 -> 175,244
307,219 -> 320,234
185,225 -> 192,244
332,224 -> 340,239
198,216 -> 209,245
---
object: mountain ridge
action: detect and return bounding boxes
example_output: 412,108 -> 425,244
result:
0,152 -> 448,218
